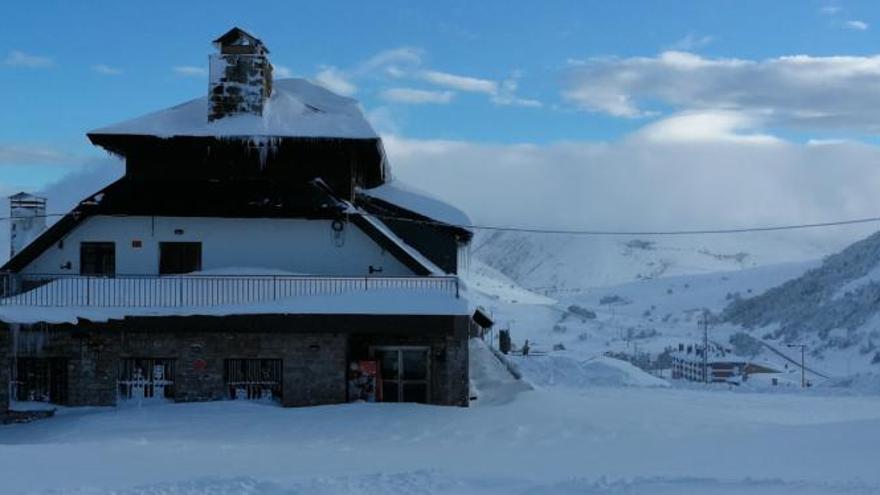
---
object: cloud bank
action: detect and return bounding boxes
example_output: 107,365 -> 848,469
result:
563,51 -> 880,132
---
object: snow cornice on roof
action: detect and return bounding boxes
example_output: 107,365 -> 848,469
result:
88,79 -> 378,142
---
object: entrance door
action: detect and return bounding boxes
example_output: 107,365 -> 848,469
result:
373,347 -> 429,403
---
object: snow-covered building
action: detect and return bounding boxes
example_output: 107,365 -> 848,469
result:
670,343 -> 777,384
0,28 -> 485,413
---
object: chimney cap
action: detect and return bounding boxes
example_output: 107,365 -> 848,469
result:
212,27 -> 269,54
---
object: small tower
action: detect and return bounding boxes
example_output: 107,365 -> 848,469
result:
9,192 -> 47,258
208,27 -> 274,122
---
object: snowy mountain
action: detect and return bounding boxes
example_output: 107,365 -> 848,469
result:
723,229 -> 880,372
471,227 -> 873,293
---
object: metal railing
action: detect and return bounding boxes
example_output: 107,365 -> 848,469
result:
0,272 -> 459,307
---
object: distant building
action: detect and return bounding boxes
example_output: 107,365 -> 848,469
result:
0,28 -> 489,414
8,193 -> 47,259
671,343 -> 777,384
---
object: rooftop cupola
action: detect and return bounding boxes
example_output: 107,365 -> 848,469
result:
208,27 -> 274,122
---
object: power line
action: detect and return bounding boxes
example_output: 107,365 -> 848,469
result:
1,210 -> 880,237
362,212 -> 880,236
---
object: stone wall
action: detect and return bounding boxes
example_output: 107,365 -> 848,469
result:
209,53 -> 272,121
0,325 -> 9,412
6,314 -> 469,408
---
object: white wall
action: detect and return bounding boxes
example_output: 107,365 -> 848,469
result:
22,216 -> 415,276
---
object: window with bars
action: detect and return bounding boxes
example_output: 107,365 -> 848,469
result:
13,357 -> 69,404
118,358 -> 176,400
224,359 -> 282,401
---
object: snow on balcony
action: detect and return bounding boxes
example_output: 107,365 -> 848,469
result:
0,273 -> 465,324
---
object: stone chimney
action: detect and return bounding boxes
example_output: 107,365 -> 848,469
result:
9,192 -> 46,258
208,27 -> 274,122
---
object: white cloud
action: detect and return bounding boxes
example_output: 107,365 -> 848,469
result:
820,5 -> 841,15
418,70 -> 498,94
92,64 -> 122,75
314,66 -> 357,96
274,65 -> 294,78
0,144 -> 71,165
492,74 -> 543,108
845,20 -> 869,31
4,50 -> 53,68
563,51 -> 880,130
173,66 -> 207,77
668,33 -> 715,51
382,133 -> 880,250
632,111 -> 781,145
358,47 -> 423,75
380,88 -> 454,104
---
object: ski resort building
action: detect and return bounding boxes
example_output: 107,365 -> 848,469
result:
670,343 -> 777,384
0,28 -> 486,413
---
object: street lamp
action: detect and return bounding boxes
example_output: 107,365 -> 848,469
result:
786,343 -> 807,388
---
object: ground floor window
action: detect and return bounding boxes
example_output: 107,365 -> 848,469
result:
224,359 -> 282,401
118,358 -> 176,400
371,347 -> 430,403
12,357 -> 68,404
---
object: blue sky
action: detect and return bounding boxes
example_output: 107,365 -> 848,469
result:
2,1 -> 880,192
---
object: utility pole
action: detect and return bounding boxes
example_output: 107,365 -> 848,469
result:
787,343 -> 807,388
699,310 -> 710,383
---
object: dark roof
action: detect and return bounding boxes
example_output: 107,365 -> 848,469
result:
355,193 -> 473,242
1,178 -> 346,272
349,215 -> 433,276
212,27 -> 268,52
472,307 -> 494,328
83,178 -> 345,218
1,178 -> 443,277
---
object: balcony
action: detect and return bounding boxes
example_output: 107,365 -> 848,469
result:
0,272 -> 460,308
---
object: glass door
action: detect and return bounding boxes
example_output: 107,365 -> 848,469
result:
373,347 -> 430,403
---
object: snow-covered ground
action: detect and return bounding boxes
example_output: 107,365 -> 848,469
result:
3,345 -> 880,494
4,253 -> 880,493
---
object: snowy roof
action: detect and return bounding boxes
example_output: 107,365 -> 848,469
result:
88,79 -> 378,140
361,181 -> 472,228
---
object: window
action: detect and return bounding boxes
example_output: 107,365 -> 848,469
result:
159,242 -> 202,275
80,242 -> 115,276
118,358 -> 176,400
225,359 -> 282,401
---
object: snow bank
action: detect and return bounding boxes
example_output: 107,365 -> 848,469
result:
362,181 -> 472,227
468,338 -> 532,405
89,79 -> 377,139
511,354 -> 669,389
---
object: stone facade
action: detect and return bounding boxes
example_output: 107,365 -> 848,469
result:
0,326 -> 8,412
209,53 -> 273,121
1,314 -> 470,410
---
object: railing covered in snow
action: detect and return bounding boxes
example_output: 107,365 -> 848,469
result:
0,272 -> 459,307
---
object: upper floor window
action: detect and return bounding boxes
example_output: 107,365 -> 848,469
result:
80,242 -> 116,276
160,242 -> 202,275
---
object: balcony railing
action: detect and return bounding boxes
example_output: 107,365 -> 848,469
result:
0,272 -> 459,308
